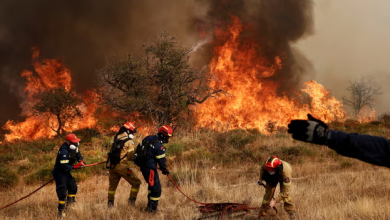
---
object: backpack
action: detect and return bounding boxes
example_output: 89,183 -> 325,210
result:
133,139 -> 159,167
106,137 -> 131,169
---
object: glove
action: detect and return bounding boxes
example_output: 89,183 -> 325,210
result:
287,113 -> 329,145
73,161 -> 86,169
257,180 -> 265,186
162,169 -> 170,175
127,168 -> 132,176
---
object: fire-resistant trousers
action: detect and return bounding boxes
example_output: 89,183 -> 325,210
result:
52,170 -> 77,209
140,167 -> 161,211
108,163 -> 141,200
259,182 -> 295,216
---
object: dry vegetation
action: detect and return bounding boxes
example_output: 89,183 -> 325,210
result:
1,121 -> 390,220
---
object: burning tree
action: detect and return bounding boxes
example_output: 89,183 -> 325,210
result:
99,32 -> 223,126
32,87 -> 82,136
342,77 -> 382,118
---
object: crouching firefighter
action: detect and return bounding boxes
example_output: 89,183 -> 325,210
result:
133,125 -> 173,213
52,134 -> 86,218
106,122 -> 142,208
257,156 -> 296,220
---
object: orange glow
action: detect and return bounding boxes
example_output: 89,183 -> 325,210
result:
196,17 -> 346,132
3,48 -> 96,142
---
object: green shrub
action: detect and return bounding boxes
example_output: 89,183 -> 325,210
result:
227,129 -> 256,149
0,165 -> 19,188
73,128 -> 101,143
166,142 -> 187,157
18,163 -> 36,173
0,153 -> 16,163
25,163 -> 54,185
339,159 -> 354,169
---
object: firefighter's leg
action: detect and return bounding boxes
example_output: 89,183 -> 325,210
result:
66,173 -> 77,206
115,164 -> 141,202
279,180 -> 296,218
53,171 -> 67,217
141,168 -> 161,213
148,169 -> 161,212
108,168 -> 121,207
258,183 -> 276,217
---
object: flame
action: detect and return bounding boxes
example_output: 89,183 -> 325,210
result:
2,48 -> 96,142
196,17 -> 346,132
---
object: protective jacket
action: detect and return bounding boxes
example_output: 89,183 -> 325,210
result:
107,132 -> 141,201
327,130 -> 390,168
259,159 -> 295,216
107,132 -> 137,168
53,143 -> 83,173
141,135 -> 167,170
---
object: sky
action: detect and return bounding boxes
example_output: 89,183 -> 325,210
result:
296,0 -> 390,115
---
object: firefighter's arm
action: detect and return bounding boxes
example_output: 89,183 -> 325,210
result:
259,160 -> 266,181
58,150 -> 73,172
327,130 -> 390,168
127,146 -> 136,168
156,146 -> 168,172
76,149 -> 84,162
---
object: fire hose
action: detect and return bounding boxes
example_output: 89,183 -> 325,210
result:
0,161 -> 106,211
1,161 -> 274,219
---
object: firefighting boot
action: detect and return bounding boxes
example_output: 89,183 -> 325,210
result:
108,199 -> 114,208
57,202 -> 66,218
128,197 -> 136,206
66,196 -> 75,206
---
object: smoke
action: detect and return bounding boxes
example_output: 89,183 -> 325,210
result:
0,0 -> 199,125
0,0 -> 316,126
197,0 -> 314,94
297,0 -> 390,116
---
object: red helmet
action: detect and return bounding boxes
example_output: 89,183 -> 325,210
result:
264,156 -> 282,172
158,125 -> 173,137
123,122 -> 136,133
65,133 -> 81,143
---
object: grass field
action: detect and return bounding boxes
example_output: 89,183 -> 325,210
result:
1,121 -> 390,220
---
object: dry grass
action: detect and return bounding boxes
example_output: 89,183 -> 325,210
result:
1,129 -> 390,220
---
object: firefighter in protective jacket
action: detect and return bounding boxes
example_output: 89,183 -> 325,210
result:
257,156 -> 296,220
52,133 -> 86,218
138,125 -> 173,213
107,122 -> 141,207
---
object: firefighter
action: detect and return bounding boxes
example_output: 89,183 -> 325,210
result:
52,133 -> 86,218
137,125 -> 173,213
288,114 -> 390,168
257,156 -> 296,220
107,122 -> 142,207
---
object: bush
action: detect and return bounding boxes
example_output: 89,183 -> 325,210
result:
166,142 -> 187,157
378,112 -> 390,127
25,163 -> 54,185
0,165 -> 19,188
227,129 -> 256,149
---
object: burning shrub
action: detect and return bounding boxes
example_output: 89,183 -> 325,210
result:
98,31 -> 223,126
32,87 -> 83,136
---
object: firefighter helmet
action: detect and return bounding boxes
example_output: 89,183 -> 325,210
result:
264,156 -> 282,172
158,125 -> 173,137
123,122 -> 136,133
65,133 -> 81,143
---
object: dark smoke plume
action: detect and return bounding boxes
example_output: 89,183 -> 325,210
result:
199,0 -> 314,94
0,0 -> 197,126
0,0 -> 314,126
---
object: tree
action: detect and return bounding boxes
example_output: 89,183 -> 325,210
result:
98,32 -> 223,126
32,87 -> 82,136
342,77 -> 382,117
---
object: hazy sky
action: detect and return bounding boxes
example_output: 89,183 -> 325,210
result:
297,0 -> 390,115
